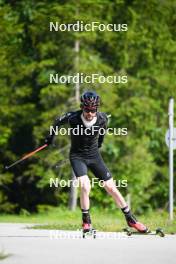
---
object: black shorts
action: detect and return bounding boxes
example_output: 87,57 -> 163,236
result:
70,152 -> 112,181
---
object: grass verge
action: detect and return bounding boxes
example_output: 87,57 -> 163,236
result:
0,207 -> 175,234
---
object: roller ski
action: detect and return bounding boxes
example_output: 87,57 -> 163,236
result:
123,227 -> 165,237
82,223 -> 96,239
123,212 -> 164,237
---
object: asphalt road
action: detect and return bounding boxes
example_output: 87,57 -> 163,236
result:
0,223 -> 175,264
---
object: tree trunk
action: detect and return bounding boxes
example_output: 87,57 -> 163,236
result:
68,39 -> 80,211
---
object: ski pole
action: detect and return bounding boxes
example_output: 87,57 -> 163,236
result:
5,144 -> 48,170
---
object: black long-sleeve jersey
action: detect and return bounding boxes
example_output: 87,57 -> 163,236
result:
47,110 -> 108,158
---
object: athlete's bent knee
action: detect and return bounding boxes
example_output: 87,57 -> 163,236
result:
104,179 -> 117,194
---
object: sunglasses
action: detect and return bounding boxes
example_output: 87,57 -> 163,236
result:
83,108 -> 97,113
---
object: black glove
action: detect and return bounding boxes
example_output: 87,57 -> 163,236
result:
45,135 -> 53,145
98,143 -> 102,148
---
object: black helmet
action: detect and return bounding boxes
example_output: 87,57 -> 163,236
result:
80,91 -> 100,109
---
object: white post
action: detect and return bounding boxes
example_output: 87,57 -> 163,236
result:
168,97 -> 174,220
69,38 -> 80,211
126,193 -> 131,210
75,40 -> 80,102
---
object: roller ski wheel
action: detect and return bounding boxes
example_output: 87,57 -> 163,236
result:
155,228 -> 165,237
82,223 -> 96,239
123,227 -> 165,237
123,227 -> 132,236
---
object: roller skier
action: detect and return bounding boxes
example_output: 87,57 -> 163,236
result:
45,91 -> 148,234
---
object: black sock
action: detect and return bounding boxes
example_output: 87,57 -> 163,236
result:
81,209 -> 91,224
121,205 -> 130,215
121,206 -> 137,224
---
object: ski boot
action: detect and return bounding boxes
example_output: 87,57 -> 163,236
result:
125,213 -> 148,233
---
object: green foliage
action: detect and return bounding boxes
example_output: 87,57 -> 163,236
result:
0,0 -> 175,213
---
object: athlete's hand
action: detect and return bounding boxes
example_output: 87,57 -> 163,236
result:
44,135 -> 53,145
98,143 -> 102,148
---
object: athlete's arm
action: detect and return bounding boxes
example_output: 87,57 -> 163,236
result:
45,112 -> 74,145
98,113 -> 108,148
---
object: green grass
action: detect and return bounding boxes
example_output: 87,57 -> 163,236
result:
0,207 -> 175,234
